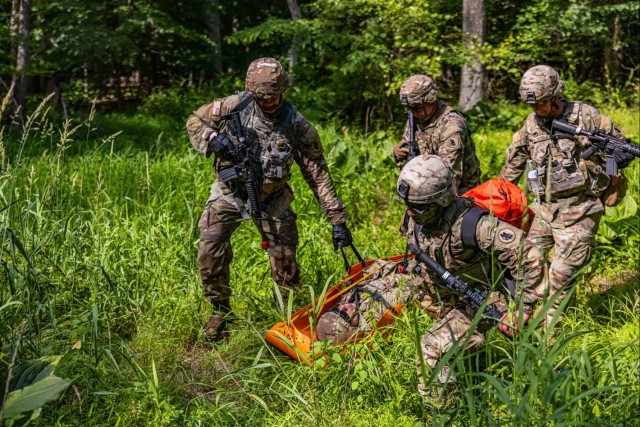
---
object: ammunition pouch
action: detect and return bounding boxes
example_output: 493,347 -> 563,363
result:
261,138 -> 294,182
584,161 -> 610,197
527,158 -> 588,200
218,166 -> 242,184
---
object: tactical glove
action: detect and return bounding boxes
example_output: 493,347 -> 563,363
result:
612,148 -> 635,169
332,223 -> 352,250
393,142 -> 410,162
207,132 -> 232,159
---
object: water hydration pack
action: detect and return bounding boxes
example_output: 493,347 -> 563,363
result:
460,178 -> 534,248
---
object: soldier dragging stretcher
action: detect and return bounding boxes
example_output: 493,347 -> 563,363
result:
317,155 -> 544,405
186,58 -> 353,340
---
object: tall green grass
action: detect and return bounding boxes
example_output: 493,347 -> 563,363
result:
1,99 -> 638,426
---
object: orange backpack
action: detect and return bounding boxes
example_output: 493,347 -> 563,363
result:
462,177 -> 534,232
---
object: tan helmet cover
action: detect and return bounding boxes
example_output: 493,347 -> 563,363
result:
519,65 -> 564,104
397,154 -> 456,206
399,75 -> 438,107
245,57 -> 291,99
316,311 -> 359,344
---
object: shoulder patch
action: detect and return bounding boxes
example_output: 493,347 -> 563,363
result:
211,101 -> 222,117
512,130 -> 524,143
498,228 -> 516,244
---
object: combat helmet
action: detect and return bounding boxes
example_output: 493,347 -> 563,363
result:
397,155 -> 456,221
519,65 -> 564,105
399,75 -> 438,107
316,310 -> 359,344
245,57 -> 291,99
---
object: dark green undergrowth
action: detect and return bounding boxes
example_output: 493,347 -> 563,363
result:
1,97 -> 638,426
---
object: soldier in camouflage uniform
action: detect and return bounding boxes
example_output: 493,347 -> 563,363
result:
186,58 -> 352,340
315,258 -> 422,344
499,65 -> 633,328
393,75 -> 481,193
397,155 -> 542,404
317,155 -> 542,404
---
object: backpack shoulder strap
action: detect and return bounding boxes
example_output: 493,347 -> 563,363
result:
461,205 -> 488,248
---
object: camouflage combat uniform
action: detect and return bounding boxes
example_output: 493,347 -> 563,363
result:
395,75 -> 481,193
186,92 -> 347,313
401,197 -> 542,392
315,259 -> 424,344
392,154 -> 543,401
500,86 -> 623,326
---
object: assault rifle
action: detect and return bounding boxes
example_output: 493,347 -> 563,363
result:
210,105 -> 270,250
406,111 -> 420,162
551,119 -> 640,176
407,243 -> 503,321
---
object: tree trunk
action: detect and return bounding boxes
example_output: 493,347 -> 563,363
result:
10,0 -> 30,123
286,0 -> 302,70
458,0 -> 485,113
208,0 -> 223,78
604,15 -> 621,87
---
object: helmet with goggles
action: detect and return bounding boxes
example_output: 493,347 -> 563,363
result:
316,308 -> 359,344
397,154 -> 456,212
399,75 -> 438,107
519,65 -> 564,105
245,57 -> 291,99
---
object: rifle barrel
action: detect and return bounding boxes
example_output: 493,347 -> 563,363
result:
407,244 -> 503,321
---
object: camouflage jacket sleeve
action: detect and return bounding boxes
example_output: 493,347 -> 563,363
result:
185,94 -> 241,157
293,115 -> 347,225
565,102 -> 625,163
435,112 -> 469,193
499,124 -> 530,184
475,216 -> 544,310
568,102 -> 624,137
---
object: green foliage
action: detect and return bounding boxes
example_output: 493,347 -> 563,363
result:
0,95 -> 638,425
0,354 -> 72,425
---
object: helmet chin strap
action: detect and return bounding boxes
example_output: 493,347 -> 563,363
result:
549,97 -> 564,118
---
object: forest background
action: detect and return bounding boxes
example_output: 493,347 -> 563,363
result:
0,0 -> 638,425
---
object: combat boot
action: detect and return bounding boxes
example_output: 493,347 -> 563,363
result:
204,301 -> 231,341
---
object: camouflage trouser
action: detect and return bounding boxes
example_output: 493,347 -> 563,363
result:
417,309 -> 484,394
417,290 -> 508,395
525,210 -> 602,327
197,196 -> 300,313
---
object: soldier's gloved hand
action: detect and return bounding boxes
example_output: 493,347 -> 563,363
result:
612,148 -> 634,169
332,223 -> 352,250
203,128 -> 218,158
207,132 -> 232,158
393,142 -> 410,162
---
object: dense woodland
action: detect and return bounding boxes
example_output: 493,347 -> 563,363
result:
1,0 -> 639,123
0,1 -> 639,426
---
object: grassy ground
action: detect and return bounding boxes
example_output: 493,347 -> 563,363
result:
0,99 -> 638,426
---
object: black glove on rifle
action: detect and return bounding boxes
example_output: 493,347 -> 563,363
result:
332,223 -> 352,250
612,148 -> 635,169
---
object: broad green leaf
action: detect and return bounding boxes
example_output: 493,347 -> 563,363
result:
604,195 -> 637,223
2,375 -> 71,419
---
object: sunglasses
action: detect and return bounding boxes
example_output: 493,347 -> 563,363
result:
406,105 -> 424,113
406,203 -> 434,214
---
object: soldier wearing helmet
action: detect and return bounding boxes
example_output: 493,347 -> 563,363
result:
396,154 -> 543,406
500,64 -> 633,328
393,74 -> 481,194
186,57 -> 352,340
316,258 -> 421,345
